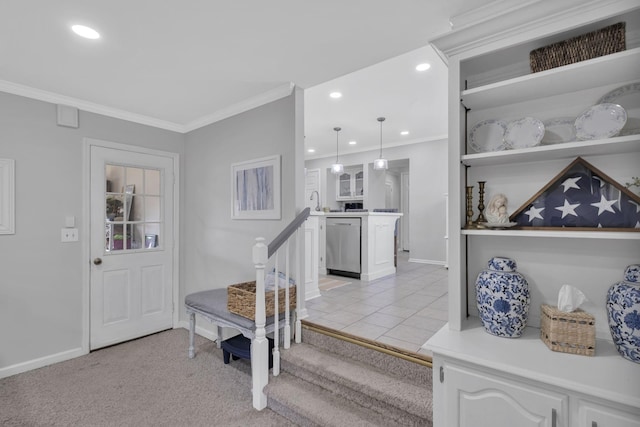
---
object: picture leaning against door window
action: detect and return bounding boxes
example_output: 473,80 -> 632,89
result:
231,155 -> 281,219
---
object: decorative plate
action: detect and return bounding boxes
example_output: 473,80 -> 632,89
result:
480,222 -> 518,229
504,117 -> 545,149
575,103 -> 627,140
597,82 -> 640,136
541,117 -> 576,144
469,119 -> 507,153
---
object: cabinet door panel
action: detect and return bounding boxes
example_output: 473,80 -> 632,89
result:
579,400 -> 640,427
446,363 -> 567,427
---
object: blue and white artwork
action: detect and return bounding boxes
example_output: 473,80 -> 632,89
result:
236,165 -> 274,211
231,155 -> 281,219
511,157 -> 640,229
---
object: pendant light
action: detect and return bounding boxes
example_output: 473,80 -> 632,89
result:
331,127 -> 344,174
374,117 -> 388,170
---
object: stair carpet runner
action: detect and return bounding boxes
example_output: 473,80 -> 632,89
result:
264,324 -> 434,426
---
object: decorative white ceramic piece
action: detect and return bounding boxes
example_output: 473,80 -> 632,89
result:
480,222 -> 518,229
541,117 -> 576,144
575,103 -> 627,140
597,82 -> 640,136
504,117 -> 545,149
469,119 -> 507,153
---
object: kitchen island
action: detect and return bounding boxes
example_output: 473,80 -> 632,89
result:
308,211 -> 402,283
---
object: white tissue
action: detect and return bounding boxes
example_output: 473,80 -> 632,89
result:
557,284 -> 587,312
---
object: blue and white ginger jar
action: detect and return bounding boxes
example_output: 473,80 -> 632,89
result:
606,264 -> 640,363
476,257 -> 530,338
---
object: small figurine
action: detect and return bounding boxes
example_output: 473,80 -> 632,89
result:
485,193 -> 509,223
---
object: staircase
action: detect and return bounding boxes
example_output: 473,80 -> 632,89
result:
265,322 -> 434,426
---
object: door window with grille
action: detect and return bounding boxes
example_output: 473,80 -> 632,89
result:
105,165 -> 162,252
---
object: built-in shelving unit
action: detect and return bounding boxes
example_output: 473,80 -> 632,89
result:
426,2 -> 640,426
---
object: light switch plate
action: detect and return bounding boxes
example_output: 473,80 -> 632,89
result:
61,228 -> 79,242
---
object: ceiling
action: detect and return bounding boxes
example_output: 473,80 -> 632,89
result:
0,1 -> 495,156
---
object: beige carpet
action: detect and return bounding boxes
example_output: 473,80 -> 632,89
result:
318,276 -> 351,292
0,329 -> 294,427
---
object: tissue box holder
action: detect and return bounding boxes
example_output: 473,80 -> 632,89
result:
227,281 -> 296,320
540,304 -> 595,356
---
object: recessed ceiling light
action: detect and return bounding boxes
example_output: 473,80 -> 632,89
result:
400,131 -> 410,135
349,140 -> 357,145
307,148 -> 316,153
415,63 -> 431,71
329,92 -> 342,99
72,25 -> 100,39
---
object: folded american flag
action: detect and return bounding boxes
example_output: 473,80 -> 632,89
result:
511,157 -> 640,229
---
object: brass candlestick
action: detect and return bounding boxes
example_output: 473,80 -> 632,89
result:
465,186 -> 474,228
475,181 -> 487,224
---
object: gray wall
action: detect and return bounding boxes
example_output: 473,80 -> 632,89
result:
0,91 -> 185,369
0,89 -> 301,373
305,139 -> 447,264
182,93 -> 300,316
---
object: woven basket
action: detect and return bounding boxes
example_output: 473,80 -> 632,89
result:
530,22 -> 626,73
227,281 -> 296,320
540,304 -> 595,356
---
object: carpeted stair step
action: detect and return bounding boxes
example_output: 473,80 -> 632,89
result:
266,372 -> 397,427
277,343 -> 432,426
300,325 -> 432,388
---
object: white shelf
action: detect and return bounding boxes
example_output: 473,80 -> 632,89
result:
461,48 -> 640,110
462,134 -> 640,166
461,228 -> 640,239
424,321 -> 640,410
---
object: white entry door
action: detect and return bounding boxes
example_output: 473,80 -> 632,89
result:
90,145 -> 175,350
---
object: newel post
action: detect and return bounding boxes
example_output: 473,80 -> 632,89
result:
251,237 -> 268,410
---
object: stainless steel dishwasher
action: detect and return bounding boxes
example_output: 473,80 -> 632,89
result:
326,217 -> 361,279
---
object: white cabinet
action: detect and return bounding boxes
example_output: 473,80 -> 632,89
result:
442,362 -> 567,427
304,215 -> 321,300
426,2 -> 640,427
579,400 -> 640,427
336,167 -> 364,200
428,324 -> 640,427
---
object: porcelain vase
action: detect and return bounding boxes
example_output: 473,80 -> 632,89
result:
606,264 -> 640,363
475,257 -> 530,338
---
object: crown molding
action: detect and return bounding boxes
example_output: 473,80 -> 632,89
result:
0,80 -> 296,134
0,80 -> 184,132
182,82 -> 296,133
431,0 -> 639,57
448,0 -> 540,30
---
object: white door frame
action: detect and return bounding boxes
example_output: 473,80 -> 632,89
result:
81,137 -> 180,353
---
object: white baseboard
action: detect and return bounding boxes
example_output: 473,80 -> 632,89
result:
0,347 -> 86,379
176,321 -> 218,342
408,258 -> 446,266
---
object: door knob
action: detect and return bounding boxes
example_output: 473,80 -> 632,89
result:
93,258 -> 102,265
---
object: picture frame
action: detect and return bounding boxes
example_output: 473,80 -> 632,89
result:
231,155 -> 281,220
0,159 -> 15,234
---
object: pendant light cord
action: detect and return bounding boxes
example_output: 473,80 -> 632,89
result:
334,126 -> 341,163
377,117 -> 385,157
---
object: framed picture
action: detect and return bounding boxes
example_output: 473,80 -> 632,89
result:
231,155 -> 281,220
0,159 -> 15,234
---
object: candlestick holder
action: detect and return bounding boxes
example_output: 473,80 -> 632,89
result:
475,181 -> 487,224
465,186 -> 474,228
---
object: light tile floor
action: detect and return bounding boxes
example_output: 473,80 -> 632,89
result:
305,251 -> 448,357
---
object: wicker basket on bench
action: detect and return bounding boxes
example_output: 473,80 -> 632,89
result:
227,281 -> 296,320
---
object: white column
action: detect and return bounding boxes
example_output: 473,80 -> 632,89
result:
251,237 -> 268,410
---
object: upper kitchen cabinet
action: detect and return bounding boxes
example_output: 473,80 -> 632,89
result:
336,166 -> 364,201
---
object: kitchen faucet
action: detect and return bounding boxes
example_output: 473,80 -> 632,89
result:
310,191 -> 320,211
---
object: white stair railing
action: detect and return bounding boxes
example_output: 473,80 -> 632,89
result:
251,207 -> 310,410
